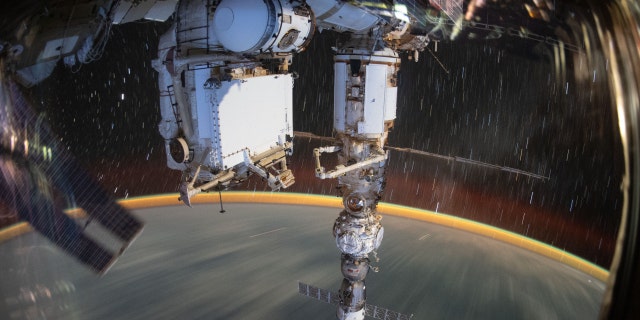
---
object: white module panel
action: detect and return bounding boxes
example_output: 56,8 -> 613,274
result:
334,61 -> 347,132
384,87 -> 397,122
322,3 -> 379,32
39,36 -> 79,60
195,68 -> 214,140
359,64 -> 386,135
113,0 -> 178,24
307,0 -> 378,32
210,74 -> 293,168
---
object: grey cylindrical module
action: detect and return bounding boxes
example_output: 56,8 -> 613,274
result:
341,254 -> 370,281
337,279 -> 366,320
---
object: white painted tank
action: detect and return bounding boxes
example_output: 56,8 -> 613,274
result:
212,0 -> 315,53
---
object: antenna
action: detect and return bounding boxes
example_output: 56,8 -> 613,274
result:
426,45 -> 450,74
217,187 -> 226,213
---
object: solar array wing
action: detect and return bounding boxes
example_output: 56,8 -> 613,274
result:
395,0 -> 463,28
1,80 -> 143,274
430,0 -> 463,23
364,304 -> 414,320
298,281 -> 340,305
298,282 -> 413,319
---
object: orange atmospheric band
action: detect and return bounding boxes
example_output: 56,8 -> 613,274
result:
0,191 -> 609,282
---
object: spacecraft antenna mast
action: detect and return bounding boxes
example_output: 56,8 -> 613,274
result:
217,187 -> 226,214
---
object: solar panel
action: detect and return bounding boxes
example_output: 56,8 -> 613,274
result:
1,80 -> 143,274
56,162 -> 144,243
394,0 -> 462,28
298,281 -> 340,305
364,304 -> 414,320
298,282 -> 413,320
430,0 -> 463,23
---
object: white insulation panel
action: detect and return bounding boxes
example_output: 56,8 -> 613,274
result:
359,64 -> 386,134
195,68 -> 213,140
334,62 -> 347,132
384,87 -> 397,121
214,74 -> 293,167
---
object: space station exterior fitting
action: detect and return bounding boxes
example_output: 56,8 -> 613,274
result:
314,47 -> 400,261
151,0 -> 319,205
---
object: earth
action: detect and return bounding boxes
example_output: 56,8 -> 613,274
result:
0,193 -> 605,319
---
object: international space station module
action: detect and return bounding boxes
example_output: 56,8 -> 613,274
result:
148,1 -> 433,319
